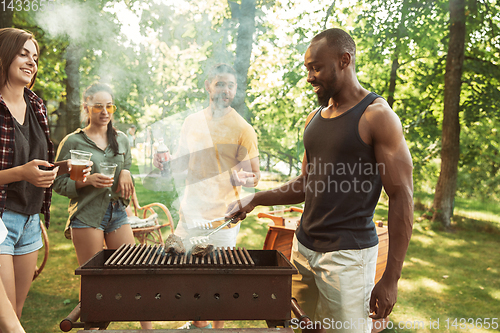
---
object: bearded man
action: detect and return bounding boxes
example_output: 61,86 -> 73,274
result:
155,63 -> 260,330
228,28 -> 413,333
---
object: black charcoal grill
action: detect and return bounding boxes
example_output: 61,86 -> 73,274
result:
61,244 -> 298,331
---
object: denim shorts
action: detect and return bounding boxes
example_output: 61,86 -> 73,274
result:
70,201 -> 130,234
0,209 -> 43,256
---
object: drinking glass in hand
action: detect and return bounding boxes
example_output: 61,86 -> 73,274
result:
100,162 -> 117,179
70,150 -> 92,182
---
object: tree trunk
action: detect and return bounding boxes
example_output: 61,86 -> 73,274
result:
0,9 -> 13,28
232,0 -> 256,121
65,43 -> 82,133
387,56 -> 399,109
432,0 -> 466,228
387,2 -> 406,109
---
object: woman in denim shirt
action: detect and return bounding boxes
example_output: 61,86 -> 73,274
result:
54,83 -> 152,329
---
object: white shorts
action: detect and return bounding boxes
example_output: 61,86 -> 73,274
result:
174,221 -> 241,249
291,235 -> 378,333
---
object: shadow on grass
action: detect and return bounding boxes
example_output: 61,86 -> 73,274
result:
383,219 -> 500,332
378,196 -> 500,332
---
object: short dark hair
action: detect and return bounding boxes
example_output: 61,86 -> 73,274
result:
206,63 -> 237,83
0,28 -> 40,89
312,28 -> 356,64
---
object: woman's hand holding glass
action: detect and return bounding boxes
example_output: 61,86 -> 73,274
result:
85,172 -> 114,188
55,160 -> 93,181
21,159 -> 59,188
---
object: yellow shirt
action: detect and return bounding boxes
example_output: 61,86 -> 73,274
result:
175,108 -> 258,229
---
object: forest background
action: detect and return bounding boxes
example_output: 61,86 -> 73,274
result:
1,0 -> 500,332
2,0 -> 500,228
2,0 -> 499,229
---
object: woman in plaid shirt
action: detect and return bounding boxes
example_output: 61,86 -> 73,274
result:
0,28 -> 89,324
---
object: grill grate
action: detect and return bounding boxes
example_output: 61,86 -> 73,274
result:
103,244 -> 255,268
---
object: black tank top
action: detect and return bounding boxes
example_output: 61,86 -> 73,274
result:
297,92 -> 382,252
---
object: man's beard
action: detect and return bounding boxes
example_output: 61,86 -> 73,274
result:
317,93 -> 330,107
316,86 -> 335,107
212,94 -> 232,109
315,73 -> 336,107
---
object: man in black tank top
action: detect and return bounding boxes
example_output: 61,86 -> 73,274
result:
228,28 -> 413,332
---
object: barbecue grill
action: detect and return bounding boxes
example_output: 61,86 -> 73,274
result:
61,244 -> 298,331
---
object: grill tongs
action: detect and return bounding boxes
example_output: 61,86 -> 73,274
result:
189,216 -> 239,245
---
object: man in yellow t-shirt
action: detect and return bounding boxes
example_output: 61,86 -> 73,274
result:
155,64 -> 260,329
173,102 -> 260,242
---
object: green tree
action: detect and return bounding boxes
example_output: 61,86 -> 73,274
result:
352,0 -> 450,189
232,0 -> 257,120
0,7 -> 13,28
432,0 -> 466,228
456,0 -> 500,201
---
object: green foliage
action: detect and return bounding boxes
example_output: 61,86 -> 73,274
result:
13,12 -> 67,101
10,0 -> 500,201
248,0 -> 328,175
336,0 -> 500,201
349,0 -> 450,190
456,0 -> 500,200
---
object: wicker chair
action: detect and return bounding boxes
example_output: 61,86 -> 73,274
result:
33,220 -> 49,281
129,191 -> 175,245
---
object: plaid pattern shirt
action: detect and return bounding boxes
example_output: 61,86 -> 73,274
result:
0,87 -> 55,227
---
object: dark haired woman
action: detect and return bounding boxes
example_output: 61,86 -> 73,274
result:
0,27 -> 84,322
53,83 -> 152,329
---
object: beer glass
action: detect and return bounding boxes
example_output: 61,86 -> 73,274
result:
70,150 -> 92,181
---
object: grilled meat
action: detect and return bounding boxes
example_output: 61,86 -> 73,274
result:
191,243 -> 214,257
165,234 -> 186,255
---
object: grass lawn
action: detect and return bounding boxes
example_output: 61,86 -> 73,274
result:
20,171 -> 500,332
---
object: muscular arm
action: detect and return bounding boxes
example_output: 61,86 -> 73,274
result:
365,101 -> 414,319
